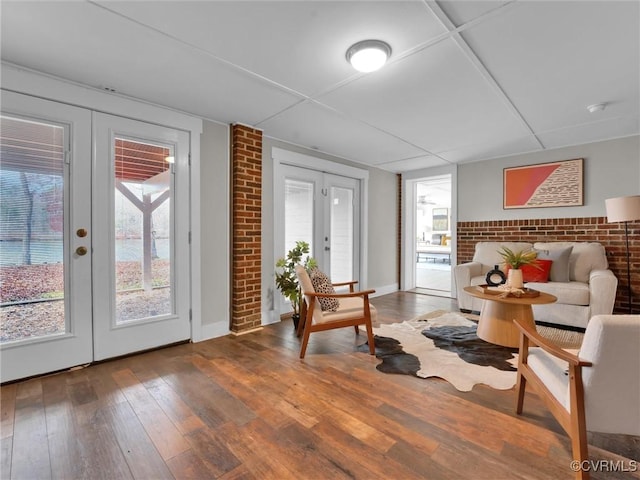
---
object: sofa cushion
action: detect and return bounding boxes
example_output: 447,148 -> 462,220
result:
527,281 -> 590,306
506,259 -> 553,283
473,242 -> 533,273
534,242 -> 608,283
535,246 -> 572,282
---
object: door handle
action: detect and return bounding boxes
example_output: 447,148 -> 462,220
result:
76,228 -> 88,238
76,246 -> 88,256
325,246 -> 330,251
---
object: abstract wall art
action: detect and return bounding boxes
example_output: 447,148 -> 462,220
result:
503,158 -> 583,209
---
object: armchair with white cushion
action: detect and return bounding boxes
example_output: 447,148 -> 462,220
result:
514,314 -> 640,479
294,265 -> 376,359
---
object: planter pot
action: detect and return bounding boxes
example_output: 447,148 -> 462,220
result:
507,269 -> 524,289
291,313 -> 300,331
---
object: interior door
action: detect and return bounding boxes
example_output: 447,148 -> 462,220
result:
92,113 -> 191,360
0,91 -> 93,382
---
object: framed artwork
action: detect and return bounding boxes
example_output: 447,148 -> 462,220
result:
503,158 -> 583,209
432,208 -> 448,231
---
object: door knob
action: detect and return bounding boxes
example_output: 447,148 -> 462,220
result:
76,228 -> 88,238
76,246 -> 88,256
325,246 -> 330,251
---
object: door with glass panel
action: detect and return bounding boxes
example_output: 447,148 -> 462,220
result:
92,113 -> 190,360
280,165 -> 360,312
0,91 -> 93,382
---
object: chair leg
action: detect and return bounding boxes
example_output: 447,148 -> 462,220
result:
515,372 -> 526,414
568,366 -> 590,479
299,328 -> 312,359
365,320 -> 375,355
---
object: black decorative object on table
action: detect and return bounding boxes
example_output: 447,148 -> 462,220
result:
486,265 -> 506,286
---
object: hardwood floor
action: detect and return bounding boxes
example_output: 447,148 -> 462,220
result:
1,292 -> 638,479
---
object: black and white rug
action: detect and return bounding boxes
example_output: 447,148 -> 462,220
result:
360,311 -> 583,392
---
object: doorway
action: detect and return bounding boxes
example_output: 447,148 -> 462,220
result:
0,92 -> 191,382
413,175 -> 452,297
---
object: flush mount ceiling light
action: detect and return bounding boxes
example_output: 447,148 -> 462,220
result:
587,103 -> 607,113
346,40 -> 392,73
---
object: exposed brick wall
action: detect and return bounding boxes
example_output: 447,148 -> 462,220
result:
457,217 -> 640,314
231,124 -> 263,333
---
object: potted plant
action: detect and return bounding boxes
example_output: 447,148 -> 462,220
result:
497,246 -> 539,289
275,241 -> 317,330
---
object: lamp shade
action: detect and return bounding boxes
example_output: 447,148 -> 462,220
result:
605,195 -> 640,223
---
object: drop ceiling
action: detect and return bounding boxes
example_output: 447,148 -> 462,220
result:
1,1 -> 638,173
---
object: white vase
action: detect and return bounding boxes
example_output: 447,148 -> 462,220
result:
507,269 -> 524,289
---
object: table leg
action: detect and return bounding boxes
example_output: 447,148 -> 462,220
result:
476,300 -> 535,348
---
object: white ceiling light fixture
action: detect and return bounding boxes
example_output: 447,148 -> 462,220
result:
346,40 -> 392,73
587,103 -> 607,113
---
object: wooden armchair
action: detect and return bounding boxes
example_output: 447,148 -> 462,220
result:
294,265 -> 376,359
514,315 -> 640,479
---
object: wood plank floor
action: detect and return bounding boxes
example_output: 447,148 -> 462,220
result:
1,292 -> 638,479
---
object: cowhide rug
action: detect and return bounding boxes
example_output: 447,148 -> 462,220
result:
359,311 -> 519,392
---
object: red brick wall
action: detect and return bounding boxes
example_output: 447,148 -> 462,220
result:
231,124 -> 263,333
457,217 -> 640,314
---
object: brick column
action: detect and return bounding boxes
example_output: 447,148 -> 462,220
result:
231,124 -> 262,334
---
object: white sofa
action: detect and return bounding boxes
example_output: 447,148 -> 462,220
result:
454,242 -> 618,329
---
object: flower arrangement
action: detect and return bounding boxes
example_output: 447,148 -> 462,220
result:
497,246 -> 539,270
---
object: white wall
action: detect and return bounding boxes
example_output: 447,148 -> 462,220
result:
199,120 -> 232,338
458,136 -> 640,221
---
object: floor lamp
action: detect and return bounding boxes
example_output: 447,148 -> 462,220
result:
605,195 -> 640,314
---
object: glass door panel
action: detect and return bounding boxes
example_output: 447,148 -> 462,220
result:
114,138 -> 173,323
329,186 -> 354,283
0,116 -> 66,341
284,178 -> 314,254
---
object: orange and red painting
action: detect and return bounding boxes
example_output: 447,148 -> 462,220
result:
503,158 -> 583,209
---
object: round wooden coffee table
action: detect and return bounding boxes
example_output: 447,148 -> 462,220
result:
463,286 -> 557,348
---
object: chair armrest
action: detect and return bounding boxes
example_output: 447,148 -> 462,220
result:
332,280 -> 358,293
305,289 -> 375,299
453,262 -> 482,309
588,269 -> 618,316
514,319 -> 591,367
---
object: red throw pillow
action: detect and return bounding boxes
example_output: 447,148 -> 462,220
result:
505,259 -> 553,283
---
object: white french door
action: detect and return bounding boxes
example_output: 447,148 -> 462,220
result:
277,164 -> 361,314
0,93 -> 191,382
92,113 -> 191,360
1,91 -> 93,381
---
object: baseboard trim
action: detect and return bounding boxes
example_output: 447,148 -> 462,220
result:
371,284 -> 399,297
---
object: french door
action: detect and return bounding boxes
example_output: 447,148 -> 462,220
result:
0,92 -> 191,382
278,164 -> 361,313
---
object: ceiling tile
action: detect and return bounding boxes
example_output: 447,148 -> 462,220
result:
259,100 -> 428,166
375,155 -> 450,173
0,1 -> 301,125
97,0 -> 447,97
537,116 -> 640,150
438,135 -> 542,164
460,1 -> 640,135
437,1 -> 513,27
319,37 -> 532,155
